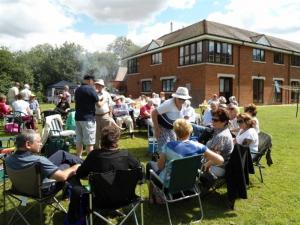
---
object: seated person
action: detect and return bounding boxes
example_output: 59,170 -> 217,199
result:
29,94 -> 42,123
147,119 -> 224,203
0,94 -> 11,116
183,100 -> 196,123
202,101 -> 218,127
204,108 -> 234,178
138,98 -> 154,128
5,129 -> 82,195
244,103 -> 260,133
54,95 -> 70,118
235,113 -> 259,157
112,95 -> 134,138
67,125 -> 141,223
227,103 -> 240,137
12,93 -> 36,129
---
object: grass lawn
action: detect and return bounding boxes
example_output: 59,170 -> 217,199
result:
1,104 -> 300,225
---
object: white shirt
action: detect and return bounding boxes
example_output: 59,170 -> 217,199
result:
156,98 -> 186,120
20,88 -> 31,101
95,90 -> 113,115
236,128 -> 258,153
7,86 -> 19,103
12,100 -> 30,115
183,106 -> 196,123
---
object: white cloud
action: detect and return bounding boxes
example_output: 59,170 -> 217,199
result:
207,0 -> 300,43
60,0 -> 196,24
127,21 -> 188,47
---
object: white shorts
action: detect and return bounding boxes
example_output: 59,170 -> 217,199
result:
75,121 -> 96,145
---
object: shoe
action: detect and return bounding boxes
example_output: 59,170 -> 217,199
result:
130,133 -> 135,139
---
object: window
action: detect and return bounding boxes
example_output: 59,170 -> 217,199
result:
162,79 -> 174,92
219,77 -> 233,101
253,49 -> 265,61
253,79 -> 264,103
291,55 -> 300,66
151,52 -> 162,64
274,52 -> 284,64
141,80 -> 152,92
273,80 -> 283,103
291,81 -> 300,103
178,40 -> 232,66
127,58 -> 138,74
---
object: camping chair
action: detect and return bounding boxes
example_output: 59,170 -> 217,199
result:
87,167 -> 144,225
41,114 -> 76,157
41,110 -> 59,127
149,155 -> 203,225
3,162 -> 67,225
251,131 -> 273,183
6,111 -> 27,133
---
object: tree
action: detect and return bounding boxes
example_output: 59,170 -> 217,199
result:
107,36 -> 140,59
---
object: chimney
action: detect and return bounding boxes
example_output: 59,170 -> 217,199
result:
170,22 -> 173,32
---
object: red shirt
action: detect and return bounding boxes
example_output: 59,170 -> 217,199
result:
0,102 -> 10,115
140,104 -> 153,119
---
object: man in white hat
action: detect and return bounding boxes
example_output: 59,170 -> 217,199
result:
151,87 -> 191,151
94,79 -> 115,148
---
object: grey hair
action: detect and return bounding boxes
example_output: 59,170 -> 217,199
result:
15,129 -> 37,149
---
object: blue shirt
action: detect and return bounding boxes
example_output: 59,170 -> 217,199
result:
75,84 -> 99,121
6,151 -> 58,180
159,140 -> 207,187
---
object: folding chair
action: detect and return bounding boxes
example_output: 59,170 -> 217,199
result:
41,114 -> 76,156
3,162 -> 67,225
251,131 -> 273,183
87,167 -> 144,225
149,155 -> 203,225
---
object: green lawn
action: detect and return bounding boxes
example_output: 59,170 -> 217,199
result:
1,104 -> 300,225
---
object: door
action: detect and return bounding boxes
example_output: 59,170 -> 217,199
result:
219,77 -> 233,102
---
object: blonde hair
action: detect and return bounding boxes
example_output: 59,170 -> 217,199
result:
173,119 -> 193,139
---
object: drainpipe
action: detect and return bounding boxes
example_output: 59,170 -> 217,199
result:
288,54 -> 291,104
237,43 -> 242,103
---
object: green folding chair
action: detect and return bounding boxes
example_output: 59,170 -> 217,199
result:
149,154 -> 203,225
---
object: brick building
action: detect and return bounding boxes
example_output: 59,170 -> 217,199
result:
123,20 -> 300,105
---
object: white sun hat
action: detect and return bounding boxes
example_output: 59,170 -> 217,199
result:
171,87 -> 191,100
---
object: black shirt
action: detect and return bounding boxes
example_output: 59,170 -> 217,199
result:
75,84 -> 99,121
76,149 -> 140,178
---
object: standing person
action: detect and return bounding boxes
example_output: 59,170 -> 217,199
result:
94,79 -> 114,149
20,84 -> 31,101
75,74 -> 104,157
7,82 -> 20,106
63,85 -> 72,104
29,94 -> 42,123
151,87 -> 191,152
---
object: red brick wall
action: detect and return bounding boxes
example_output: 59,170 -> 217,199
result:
126,43 -> 300,106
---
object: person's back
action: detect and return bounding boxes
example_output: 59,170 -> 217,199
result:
75,84 -> 98,121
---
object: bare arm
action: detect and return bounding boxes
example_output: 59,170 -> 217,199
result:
204,149 -> 224,166
95,96 -> 105,108
151,109 -> 161,139
157,153 -> 166,170
50,164 -> 80,182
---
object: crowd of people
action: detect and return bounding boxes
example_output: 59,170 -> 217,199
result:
1,76 -> 262,224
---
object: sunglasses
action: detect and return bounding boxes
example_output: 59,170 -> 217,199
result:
228,108 -> 235,110
177,98 -> 186,102
212,118 -> 220,122
237,119 -> 244,124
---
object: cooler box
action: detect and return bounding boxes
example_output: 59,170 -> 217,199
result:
4,123 -> 19,134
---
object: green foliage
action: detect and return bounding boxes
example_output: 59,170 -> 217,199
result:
107,36 -> 140,59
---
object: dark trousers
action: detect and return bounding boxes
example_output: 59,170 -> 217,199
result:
48,150 -> 83,169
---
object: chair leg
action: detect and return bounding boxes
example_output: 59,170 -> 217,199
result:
39,202 -> 43,225
259,166 -> 263,183
165,201 -> 173,225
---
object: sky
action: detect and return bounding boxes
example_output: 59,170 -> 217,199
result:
1,0 -> 300,52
